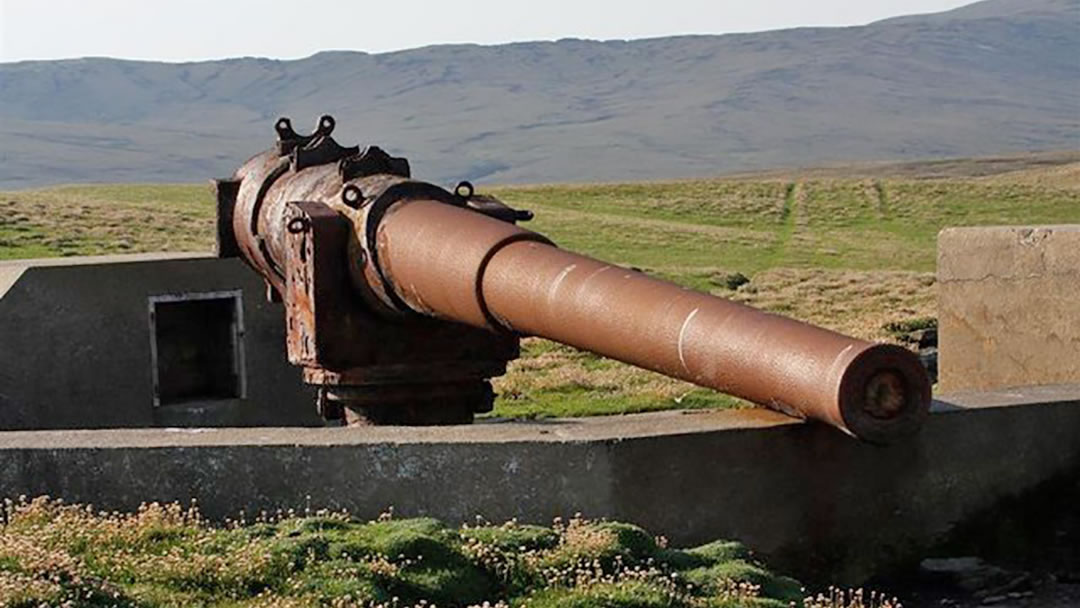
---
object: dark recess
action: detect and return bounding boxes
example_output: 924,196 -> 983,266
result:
153,297 -> 241,405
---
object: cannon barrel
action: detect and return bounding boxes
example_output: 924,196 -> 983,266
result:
367,199 -> 928,443
217,115 -> 930,442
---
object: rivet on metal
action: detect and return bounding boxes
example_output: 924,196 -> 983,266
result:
342,185 -> 364,209
317,114 -> 335,136
286,217 -> 310,234
454,181 -> 475,200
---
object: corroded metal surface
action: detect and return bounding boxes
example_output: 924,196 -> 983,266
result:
374,201 -> 930,442
222,115 -> 930,440
224,116 -> 519,426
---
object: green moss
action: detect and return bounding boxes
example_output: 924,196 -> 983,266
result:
686,540 -> 752,564
345,518 -> 461,562
1,497 -> 824,607
591,522 -> 659,559
283,562 -> 381,600
460,523 -> 560,551
523,581 -> 687,607
269,533 -> 331,569
389,565 -> 496,605
684,560 -> 804,604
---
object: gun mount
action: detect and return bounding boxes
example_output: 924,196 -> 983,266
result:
215,115 -> 930,442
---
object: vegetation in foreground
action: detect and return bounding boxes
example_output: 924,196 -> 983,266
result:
0,496 -> 903,608
0,159 -> 1076,418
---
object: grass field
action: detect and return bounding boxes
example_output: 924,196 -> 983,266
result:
1,154 -> 1077,418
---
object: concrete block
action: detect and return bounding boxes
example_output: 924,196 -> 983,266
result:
2,386 -> 1079,584
0,254 -> 322,429
938,225 -> 1080,392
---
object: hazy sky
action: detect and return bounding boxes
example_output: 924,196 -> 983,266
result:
1,0 -> 976,63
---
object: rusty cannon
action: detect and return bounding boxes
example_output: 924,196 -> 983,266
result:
214,115 -> 930,443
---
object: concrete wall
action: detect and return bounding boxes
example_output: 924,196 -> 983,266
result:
939,225 -> 1080,392
0,254 -> 322,429
2,385 -> 1078,584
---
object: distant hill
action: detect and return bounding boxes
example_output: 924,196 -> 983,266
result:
0,0 -> 1077,189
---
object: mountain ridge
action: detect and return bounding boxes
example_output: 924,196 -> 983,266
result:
1,0 -> 1077,188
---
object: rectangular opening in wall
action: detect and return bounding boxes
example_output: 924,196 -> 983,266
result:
149,291 -> 246,406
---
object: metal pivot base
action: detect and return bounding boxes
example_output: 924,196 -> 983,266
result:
318,381 -> 495,426
344,402 -> 474,426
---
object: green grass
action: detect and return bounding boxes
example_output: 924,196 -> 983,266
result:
0,184 -> 212,259
0,497 -> 807,607
1,163 -> 1077,418
496,178 -> 1079,273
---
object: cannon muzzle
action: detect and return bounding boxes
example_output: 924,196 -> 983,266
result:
216,115 -> 930,442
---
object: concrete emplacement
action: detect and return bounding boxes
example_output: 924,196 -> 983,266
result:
2,224 -> 1079,583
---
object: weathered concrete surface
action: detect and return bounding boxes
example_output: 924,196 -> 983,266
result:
2,385 -> 1078,584
939,226 -> 1080,392
0,254 -> 321,429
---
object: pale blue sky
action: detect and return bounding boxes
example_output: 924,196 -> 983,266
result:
1,0 -> 976,63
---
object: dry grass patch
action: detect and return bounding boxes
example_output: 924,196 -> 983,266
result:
980,161 -> 1080,190
730,268 -> 936,343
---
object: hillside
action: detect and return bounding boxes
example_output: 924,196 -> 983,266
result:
0,0 -> 1077,189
